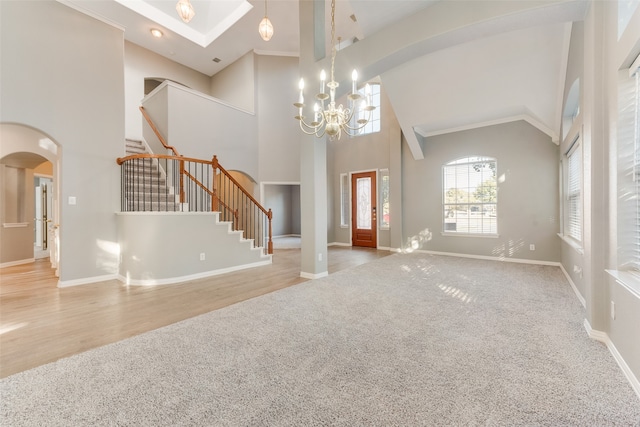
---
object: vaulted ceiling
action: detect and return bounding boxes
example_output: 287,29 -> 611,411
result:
58,0 -> 588,159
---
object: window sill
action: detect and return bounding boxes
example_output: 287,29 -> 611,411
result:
606,269 -> 640,299
557,233 -> 584,255
441,232 -> 499,238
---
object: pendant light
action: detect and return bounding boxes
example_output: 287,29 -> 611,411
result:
258,0 -> 274,41
176,0 -> 195,23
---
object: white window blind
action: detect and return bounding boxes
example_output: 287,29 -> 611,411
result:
442,157 -> 497,235
617,63 -> 640,272
566,141 -> 582,243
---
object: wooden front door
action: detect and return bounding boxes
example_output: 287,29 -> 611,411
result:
351,171 -> 377,248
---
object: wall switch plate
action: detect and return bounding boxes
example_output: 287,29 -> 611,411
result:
68,196 -> 76,205
199,253 -> 205,261
529,244 -> 535,251
611,301 -> 615,320
318,253 -> 323,261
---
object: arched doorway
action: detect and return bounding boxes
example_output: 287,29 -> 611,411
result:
0,124 -> 60,275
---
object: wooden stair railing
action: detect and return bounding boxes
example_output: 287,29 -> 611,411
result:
117,107 -> 273,254
117,153 -> 273,255
139,106 -> 181,156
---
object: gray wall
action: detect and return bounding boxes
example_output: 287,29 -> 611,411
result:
264,184 -> 301,237
256,54 -> 301,183
559,22 -> 586,301
402,121 -> 560,262
142,82 -> 258,179
125,41 -> 212,141
0,165 -> 35,264
0,124 -> 60,267
0,1 -> 124,283
210,51 -> 255,114
116,213 -> 269,285
328,84 -> 400,249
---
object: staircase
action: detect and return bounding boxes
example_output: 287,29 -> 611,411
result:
117,107 -> 273,256
123,139 -> 181,212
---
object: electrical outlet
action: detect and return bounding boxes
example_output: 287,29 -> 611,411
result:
529,244 -> 535,251
611,301 -> 615,320
199,253 -> 205,261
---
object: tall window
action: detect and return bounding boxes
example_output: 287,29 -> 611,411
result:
442,156 -> 497,235
379,169 -> 390,229
565,140 -> 582,243
617,59 -> 640,273
340,173 -> 349,227
350,83 -> 380,136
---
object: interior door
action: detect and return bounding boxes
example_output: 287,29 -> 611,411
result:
351,171 -> 377,248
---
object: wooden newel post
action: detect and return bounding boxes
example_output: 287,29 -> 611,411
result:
211,155 -> 219,211
267,208 -> 273,255
179,156 -> 185,204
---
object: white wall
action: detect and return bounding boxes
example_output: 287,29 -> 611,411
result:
0,1 -> 124,283
125,41 -> 212,141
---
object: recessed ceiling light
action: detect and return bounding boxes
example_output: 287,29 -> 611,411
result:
150,29 -> 163,38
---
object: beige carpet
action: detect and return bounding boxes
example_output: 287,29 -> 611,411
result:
2,253 -> 639,426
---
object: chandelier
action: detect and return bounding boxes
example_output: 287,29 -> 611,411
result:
294,0 -> 375,140
176,0 -> 195,23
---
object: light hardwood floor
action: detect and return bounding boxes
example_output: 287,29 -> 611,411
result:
0,247 -> 390,378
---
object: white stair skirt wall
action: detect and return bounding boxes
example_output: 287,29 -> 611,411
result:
116,212 -> 271,285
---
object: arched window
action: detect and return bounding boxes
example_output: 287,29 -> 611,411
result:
443,156 -> 497,235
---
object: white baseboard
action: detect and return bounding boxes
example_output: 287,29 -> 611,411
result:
559,263 -> 586,307
119,259 -> 272,286
273,234 -> 301,238
58,274 -> 118,288
414,249 -> 561,267
300,271 -> 329,279
0,258 -> 35,268
584,319 -> 640,401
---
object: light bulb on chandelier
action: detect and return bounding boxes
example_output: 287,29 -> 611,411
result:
293,0 -> 375,140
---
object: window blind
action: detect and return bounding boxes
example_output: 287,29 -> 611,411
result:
566,142 -> 582,242
617,64 -> 640,272
442,157 -> 497,234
